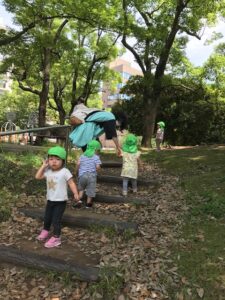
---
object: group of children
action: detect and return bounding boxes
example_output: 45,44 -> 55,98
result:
35,121 -> 165,248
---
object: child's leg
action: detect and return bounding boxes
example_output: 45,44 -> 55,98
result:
43,200 -> 53,231
86,196 -> 93,208
86,173 -> 96,207
51,201 -> 67,237
73,175 -> 87,207
131,179 -> 137,193
79,190 -> 84,200
37,201 -> 52,240
156,139 -> 161,151
42,201 -> 66,247
122,177 -> 129,196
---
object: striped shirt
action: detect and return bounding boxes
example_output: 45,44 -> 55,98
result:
78,154 -> 101,177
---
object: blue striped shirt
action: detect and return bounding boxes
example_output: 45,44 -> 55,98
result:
78,154 -> 101,177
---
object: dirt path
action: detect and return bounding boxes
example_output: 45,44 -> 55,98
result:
0,162 -> 186,299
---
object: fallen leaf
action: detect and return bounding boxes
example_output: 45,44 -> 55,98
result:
196,288 -> 204,298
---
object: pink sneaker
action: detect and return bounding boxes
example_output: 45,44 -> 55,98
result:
44,236 -> 61,248
37,229 -> 49,241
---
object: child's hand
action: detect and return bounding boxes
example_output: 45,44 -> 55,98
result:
42,159 -> 49,168
117,147 -> 122,157
73,192 -> 79,202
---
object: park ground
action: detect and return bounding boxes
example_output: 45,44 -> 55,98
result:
0,144 -> 225,299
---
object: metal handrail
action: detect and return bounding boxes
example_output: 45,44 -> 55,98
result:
0,125 -> 72,163
0,125 -> 71,137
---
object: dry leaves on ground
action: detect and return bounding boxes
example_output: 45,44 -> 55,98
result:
0,162 -> 187,299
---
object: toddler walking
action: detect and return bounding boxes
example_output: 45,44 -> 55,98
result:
74,140 -> 102,208
35,146 -> 79,248
121,134 -> 142,196
155,121 -> 165,151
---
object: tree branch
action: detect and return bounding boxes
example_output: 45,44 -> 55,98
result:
53,19 -> 69,45
0,23 -> 36,46
122,0 -> 145,74
178,26 -> 201,39
18,80 -> 40,95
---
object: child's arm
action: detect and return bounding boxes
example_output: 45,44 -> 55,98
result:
35,159 -> 49,180
96,164 -> 101,172
75,159 -> 80,176
137,157 -> 144,171
95,155 -> 102,172
68,178 -> 79,201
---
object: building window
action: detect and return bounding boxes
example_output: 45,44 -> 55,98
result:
121,72 -> 131,80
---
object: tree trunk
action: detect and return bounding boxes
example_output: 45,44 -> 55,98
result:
36,47 -> 51,145
38,48 -> 51,127
141,103 -> 157,147
141,75 -> 161,147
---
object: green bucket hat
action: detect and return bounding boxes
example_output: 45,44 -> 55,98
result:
157,121 -> 165,128
84,140 -> 101,157
48,146 -> 67,160
122,134 -> 138,153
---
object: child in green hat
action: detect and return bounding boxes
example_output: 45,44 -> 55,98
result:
35,146 -> 79,248
74,140 -> 102,208
156,121 -> 165,151
121,134 -> 142,196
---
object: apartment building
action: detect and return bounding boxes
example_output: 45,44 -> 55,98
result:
0,21 -> 12,95
102,58 -> 142,108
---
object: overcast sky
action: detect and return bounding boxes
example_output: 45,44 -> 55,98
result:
1,3 -> 224,67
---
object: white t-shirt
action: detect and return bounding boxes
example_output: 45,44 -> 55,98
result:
71,104 -> 99,122
44,168 -> 73,201
156,128 -> 164,141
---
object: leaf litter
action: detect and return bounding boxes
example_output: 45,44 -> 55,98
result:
0,161 -> 187,299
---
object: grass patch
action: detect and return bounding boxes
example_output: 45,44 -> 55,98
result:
145,145 -> 225,299
89,224 -> 118,239
88,266 -> 124,300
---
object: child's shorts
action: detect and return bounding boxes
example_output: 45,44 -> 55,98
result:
78,172 -> 97,198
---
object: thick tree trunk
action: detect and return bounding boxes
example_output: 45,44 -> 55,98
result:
38,48 -> 51,127
36,47 -> 51,145
141,99 -> 159,147
141,76 -> 161,147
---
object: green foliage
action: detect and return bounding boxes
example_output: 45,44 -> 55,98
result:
0,82 -> 39,127
0,152 -> 45,194
88,224 -> 117,239
0,190 -> 12,222
113,75 -> 225,145
158,82 -> 215,145
112,75 -> 145,135
0,0 -> 122,125
121,228 -> 137,241
147,146 -> 225,299
191,191 -> 225,218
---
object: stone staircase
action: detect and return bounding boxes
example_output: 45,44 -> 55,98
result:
0,157 -> 156,282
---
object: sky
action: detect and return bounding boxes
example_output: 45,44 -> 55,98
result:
0,3 -> 225,67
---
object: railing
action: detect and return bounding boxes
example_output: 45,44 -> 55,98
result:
0,125 -> 72,160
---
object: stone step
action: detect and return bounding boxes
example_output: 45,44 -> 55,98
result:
20,208 -> 139,232
95,193 -> 149,205
97,175 -> 158,186
101,161 -> 122,168
0,243 -> 99,281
